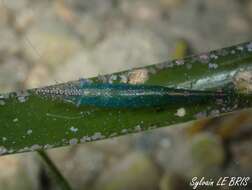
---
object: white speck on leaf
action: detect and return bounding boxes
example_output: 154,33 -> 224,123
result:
208,63 -> 218,69
210,54 -> 218,59
16,91 -> 29,103
175,60 -> 184,66
27,129 -> 33,135
17,96 -> 27,103
13,118 -> 18,122
175,108 -> 186,117
70,126 -> 78,133
134,125 -> 142,132
2,137 -> 7,141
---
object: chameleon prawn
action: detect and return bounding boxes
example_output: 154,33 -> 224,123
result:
35,81 -> 242,108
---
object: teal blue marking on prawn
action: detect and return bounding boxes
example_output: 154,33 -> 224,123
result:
36,81 -> 236,108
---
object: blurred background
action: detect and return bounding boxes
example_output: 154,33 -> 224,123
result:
0,0 -> 252,189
